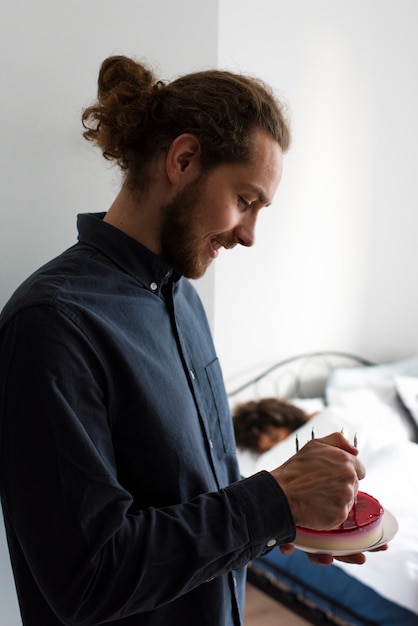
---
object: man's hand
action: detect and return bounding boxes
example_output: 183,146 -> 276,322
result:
270,432 -> 365,530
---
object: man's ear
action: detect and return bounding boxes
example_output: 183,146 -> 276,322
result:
165,134 -> 201,186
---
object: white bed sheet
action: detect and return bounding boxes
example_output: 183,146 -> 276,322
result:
236,395 -> 418,615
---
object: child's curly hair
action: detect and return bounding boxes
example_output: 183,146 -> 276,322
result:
233,397 -> 308,452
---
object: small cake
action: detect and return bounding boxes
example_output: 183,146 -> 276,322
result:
295,492 -> 384,551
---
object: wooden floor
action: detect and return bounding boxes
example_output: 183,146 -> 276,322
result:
244,583 -> 311,626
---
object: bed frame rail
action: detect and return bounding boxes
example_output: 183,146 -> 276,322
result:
228,351 -> 373,402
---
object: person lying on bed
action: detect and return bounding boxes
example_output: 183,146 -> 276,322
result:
233,397 -> 315,453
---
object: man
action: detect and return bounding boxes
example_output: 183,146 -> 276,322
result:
0,56 -> 374,626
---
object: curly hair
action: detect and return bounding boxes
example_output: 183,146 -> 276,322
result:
232,397 -> 308,452
82,55 -> 291,192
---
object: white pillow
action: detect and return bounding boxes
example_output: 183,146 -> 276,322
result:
325,379 -> 415,443
325,356 -> 418,443
326,378 -> 398,410
326,355 -> 418,390
288,397 -> 325,414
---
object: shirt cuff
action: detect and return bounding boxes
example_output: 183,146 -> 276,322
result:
227,470 -> 296,559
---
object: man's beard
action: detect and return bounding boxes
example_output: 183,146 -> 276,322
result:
160,173 -> 212,279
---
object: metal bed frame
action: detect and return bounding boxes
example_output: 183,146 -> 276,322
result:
228,351 -> 373,401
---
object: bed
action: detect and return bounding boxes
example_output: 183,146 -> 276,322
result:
227,351 -> 418,626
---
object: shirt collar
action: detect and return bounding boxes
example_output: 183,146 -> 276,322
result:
77,212 -> 176,294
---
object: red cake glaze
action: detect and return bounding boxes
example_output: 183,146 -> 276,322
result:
295,492 -> 384,551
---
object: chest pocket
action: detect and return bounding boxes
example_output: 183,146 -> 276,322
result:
205,359 -> 236,454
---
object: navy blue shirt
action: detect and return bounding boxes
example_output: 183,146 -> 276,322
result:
0,213 -> 295,625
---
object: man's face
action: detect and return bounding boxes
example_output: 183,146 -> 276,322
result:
160,128 -> 283,279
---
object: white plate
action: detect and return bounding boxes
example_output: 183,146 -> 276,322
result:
292,509 -> 398,556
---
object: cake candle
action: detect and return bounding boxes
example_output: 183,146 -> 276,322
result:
353,432 -> 358,505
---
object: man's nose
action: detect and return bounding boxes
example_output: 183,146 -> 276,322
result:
234,213 -> 257,247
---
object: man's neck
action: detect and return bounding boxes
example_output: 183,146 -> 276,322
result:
104,184 -> 164,256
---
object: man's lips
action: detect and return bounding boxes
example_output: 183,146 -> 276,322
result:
210,239 -> 236,258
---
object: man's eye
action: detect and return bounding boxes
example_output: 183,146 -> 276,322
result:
239,197 -> 252,210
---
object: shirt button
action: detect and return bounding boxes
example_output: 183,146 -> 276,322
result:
150,282 -> 158,291
208,439 -> 214,449
189,370 -> 195,380
267,539 -> 277,547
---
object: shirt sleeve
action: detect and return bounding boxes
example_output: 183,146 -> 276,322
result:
0,304 -> 295,624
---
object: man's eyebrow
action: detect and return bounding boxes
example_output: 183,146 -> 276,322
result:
248,184 -> 271,207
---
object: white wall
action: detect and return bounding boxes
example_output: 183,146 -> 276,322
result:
0,1 -> 218,622
216,0 -> 418,385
